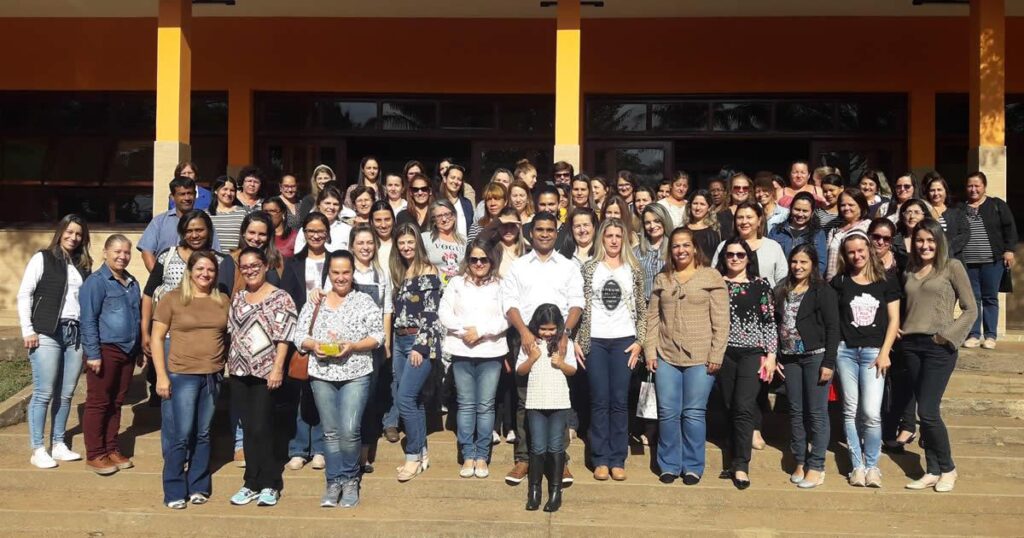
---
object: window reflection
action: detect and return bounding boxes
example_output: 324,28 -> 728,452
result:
712,102 -> 771,132
590,103 -> 647,132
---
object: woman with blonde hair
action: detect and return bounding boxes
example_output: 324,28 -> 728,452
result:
298,164 -> 338,220
509,180 -> 535,224
514,159 -> 538,190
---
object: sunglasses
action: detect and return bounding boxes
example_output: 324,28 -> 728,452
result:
895,184 -> 914,191
468,256 -> 491,266
724,251 -> 747,260
732,186 -> 750,193
870,233 -> 892,243
410,186 -> 431,194
498,222 -> 521,234
554,172 -> 572,178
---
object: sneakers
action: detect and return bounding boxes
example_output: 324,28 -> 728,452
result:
166,499 -> 187,510
963,337 -> 981,348
310,454 -> 326,470
30,447 -> 58,469
865,468 -> 882,488
384,427 -> 400,443
982,338 -> 997,350
492,431 -> 501,445
906,474 -> 940,490
320,482 -> 343,508
107,451 -> 134,470
257,488 -> 280,506
849,468 -> 866,487
562,464 -> 574,485
286,456 -> 306,470
505,430 -> 517,444
340,480 -> 360,507
189,493 -> 209,505
86,455 -> 119,475
230,487 -> 261,506
505,461 -> 529,484
51,442 -> 81,462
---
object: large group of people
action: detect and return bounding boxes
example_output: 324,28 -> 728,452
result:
16,158 -> 1016,512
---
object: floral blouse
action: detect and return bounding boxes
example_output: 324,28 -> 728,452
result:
228,288 -> 298,379
293,290 -> 384,382
393,273 -> 444,361
725,278 -> 777,354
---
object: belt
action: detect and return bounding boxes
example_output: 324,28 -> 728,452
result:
396,327 -> 419,336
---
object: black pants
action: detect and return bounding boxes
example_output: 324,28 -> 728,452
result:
717,347 -> 763,473
232,375 -> 283,491
882,341 -> 917,442
360,349 -> 387,455
902,335 -> 957,475
494,364 -> 517,436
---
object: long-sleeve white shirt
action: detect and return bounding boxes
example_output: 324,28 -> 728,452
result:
294,218 -> 352,254
17,252 -> 83,337
501,250 -> 584,326
438,275 -> 508,358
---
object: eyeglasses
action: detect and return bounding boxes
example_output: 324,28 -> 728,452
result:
239,262 -> 264,273
870,233 -> 892,243
305,229 -> 328,238
903,209 -> 924,217
617,183 -> 631,190
732,186 -> 750,193
433,212 -> 454,222
724,251 -> 747,260
410,186 -> 431,194
468,256 -> 491,266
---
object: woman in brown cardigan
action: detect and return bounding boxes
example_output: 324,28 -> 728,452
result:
645,227 -> 729,485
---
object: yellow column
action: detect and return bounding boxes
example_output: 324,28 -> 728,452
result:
908,90 -> 936,178
227,87 -> 253,178
968,0 -> 1008,335
554,0 -> 581,172
153,0 -> 192,215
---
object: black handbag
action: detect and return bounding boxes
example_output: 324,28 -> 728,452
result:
1000,266 -> 1013,294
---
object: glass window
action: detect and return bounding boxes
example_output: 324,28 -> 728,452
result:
776,101 -> 835,132
935,94 -> 968,135
318,100 -> 377,130
595,147 -> 665,184
260,99 -> 310,131
837,101 -> 905,133
1007,102 -> 1024,134
589,103 -> 647,132
111,95 -> 156,133
192,96 -> 229,134
479,145 -> 552,181
499,101 -> 554,133
651,103 -> 709,131
1,138 -> 48,180
190,136 -> 227,183
50,99 -> 110,133
440,102 -> 495,129
107,140 -> 153,183
712,102 -> 771,132
382,102 -> 437,130
49,137 -> 108,182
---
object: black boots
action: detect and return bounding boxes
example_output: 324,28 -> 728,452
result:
525,454 -> 544,511
543,452 -> 565,513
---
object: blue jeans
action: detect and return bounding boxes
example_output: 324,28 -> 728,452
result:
586,336 -> 634,468
311,375 -> 371,484
162,372 -> 220,503
383,353 -> 400,431
452,357 -> 502,461
393,334 -> 432,460
527,409 -> 568,454
967,261 -> 1002,340
836,343 -> 884,470
287,379 -> 324,459
780,352 -> 831,472
654,358 -> 715,477
28,324 -> 84,449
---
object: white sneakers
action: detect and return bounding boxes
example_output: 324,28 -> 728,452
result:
30,447 -> 58,469
50,443 -> 81,462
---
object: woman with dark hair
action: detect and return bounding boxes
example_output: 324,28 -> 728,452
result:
615,170 -> 637,205
371,200 -> 396,271
295,250 -> 383,508
438,164 -> 474,238
902,219 -> 977,492
390,223 -> 445,482
298,164 -> 337,221
262,197 -> 297,259
344,156 -> 381,209
657,171 -> 689,228
569,175 -> 592,213
230,211 -> 285,294
685,189 -> 722,261
825,189 -> 872,280
923,172 -> 969,259
779,160 -> 825,208
295,185 -> 353,253
281,211 -> 331,472
754,172 -> 789,232
236,165 -> 265,212
468,182 -> 508,242
712,201 -> 788,286
636,204 -> 672,297
423,199 -> 467,282
385,172 -> 408,214
960,171 -> 1016,349
894,199 -> 931,257
644,227 -> 729,486
600,195 -> 636,239
590,176 -> 610,210
207,176 -> 246,253
404,160 -> 425,183
346,185 -> 376,226
773,244 -> 839,489
858,170 -> 888,214
18,214 -> 92,468
277,173 -> 302,230
396,173 -> 434,230
226,247 -> 298,507
714,237 -> 777,489
151,250 -> 229,508
868,218 -> 906,277
439,239 -> 509,479
876,172 -> 922,220
708,176 -> 730,214
768,191 -> 827,274
815,173 -> 845,231
632,185 -> 656,225
559,207 -> 598,267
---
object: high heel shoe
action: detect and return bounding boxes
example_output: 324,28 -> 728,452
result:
797,471 -> 825,489
397,460 -> 424,482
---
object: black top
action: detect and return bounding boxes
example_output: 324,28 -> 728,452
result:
396,208 -> 429,230
939,205 -> 971,260
31,250 -> 90,338
772,282 -> 840,369
961,197 -> 1016,260
690,226 -> 722,263
830,273 -> 901,348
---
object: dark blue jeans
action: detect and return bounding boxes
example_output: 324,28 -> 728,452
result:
966,260 -> 1002,340
393,334 -> 432,460
586,336 -> 634,468
654,358 -> 715,477
162,372 -> 221,503
311,375 -> 371,484
780,352 -> 831,472
287,378 -> 324,459
527,409 -> 568,455
452,357 -> 502,462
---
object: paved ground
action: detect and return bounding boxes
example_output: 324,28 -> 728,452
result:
1,345 -> 1023,536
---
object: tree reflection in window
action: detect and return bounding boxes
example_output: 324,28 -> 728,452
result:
590,103 -> 646,132
712,102 -> 770,132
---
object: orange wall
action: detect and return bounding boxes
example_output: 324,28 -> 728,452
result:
1,17 -> 1022,95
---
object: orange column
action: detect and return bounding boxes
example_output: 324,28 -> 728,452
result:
153,0 -> 192,215
968,0 -> 1005,197
228,87 -> 254,178
554,0 -> 581,172
908,90 -> 936,177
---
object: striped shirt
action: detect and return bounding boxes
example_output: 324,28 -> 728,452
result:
962,206 -> 994,264
633,245 -> 665,298
208,208 -> 248,254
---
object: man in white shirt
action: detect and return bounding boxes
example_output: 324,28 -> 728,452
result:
501,211 -> 583,486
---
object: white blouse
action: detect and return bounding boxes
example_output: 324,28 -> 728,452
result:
438,276 -> 508,358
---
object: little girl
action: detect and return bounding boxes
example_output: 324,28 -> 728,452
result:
515,304 -> 577,513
